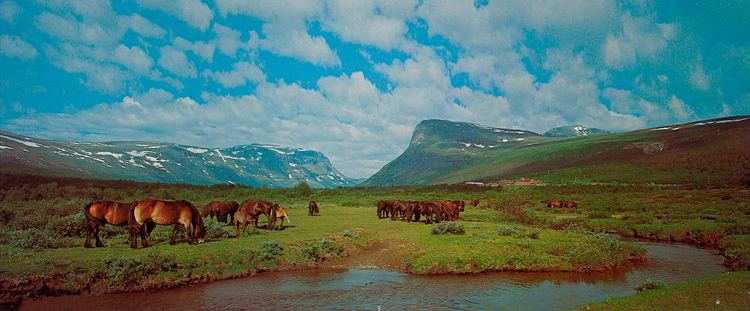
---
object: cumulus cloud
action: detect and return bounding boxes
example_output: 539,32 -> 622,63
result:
603,13 -> 675,69
321,0 -> 415,50
174,37 -> 215,62
123,13 -> 166,38
112,44 -> 153,74
158,45 -> 197,78
667,95 -> 693,120
689,62 -> 711,91
0,35 -> 39,59
136,0 -> 213,31
0,1 -> 22,24
203,61 -> 266,88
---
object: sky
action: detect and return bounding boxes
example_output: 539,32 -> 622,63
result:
0,1 -> 748,178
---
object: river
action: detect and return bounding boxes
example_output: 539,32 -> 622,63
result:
21,239 -> 726,310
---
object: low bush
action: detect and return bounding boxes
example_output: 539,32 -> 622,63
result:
301,238 -> 345,262
203,218 -> 234,239
497,224 -> 522,236
634,279 -> 667,292
47,212 -> 86,237
258,240 -> 284,262
11,228 -> 67,250
342,230 -> 360,239
432,221 -> 465,235
105,252 -> 177,286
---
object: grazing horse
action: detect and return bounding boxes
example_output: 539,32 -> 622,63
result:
439,200 -> 463,221
408,201 -> 443,224
543,200 -> 563,208
232,203 -> 255,237
128,199 -> 205,248
269,205 -> 290,230
470,199 -> 480,208
377,200 -> 392,219
563,200 -> 579,208
83,201 -> 155,248
203,200 -> 239,223
308,201 -> 320,216
237,199 -> 277,230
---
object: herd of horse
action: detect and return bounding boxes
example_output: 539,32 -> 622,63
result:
83,198 -> 297,249
377,200 -> 466,223
83,197 -> 577,249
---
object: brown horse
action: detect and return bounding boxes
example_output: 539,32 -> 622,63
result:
308,201 -> 320,216
237,199 -> 277,230
128,199 -> 205,248
203,200 -> 239,223
377,200 -> 392,219
232,203 -> 255,237
83,200 -> 155,248
470,199 -> 480,208
269,205 -> 290,230
543,200 -> 563,208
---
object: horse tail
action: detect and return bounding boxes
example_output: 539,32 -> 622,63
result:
83,202 -> 102,226
191,203 -> 205,239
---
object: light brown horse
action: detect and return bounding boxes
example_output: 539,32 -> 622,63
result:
269,205 -> 290,230
203,200 -> 240,223
83,200 -> 154,248
128,199 -> 205,248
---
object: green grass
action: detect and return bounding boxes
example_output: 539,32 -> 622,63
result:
578,271 -> 750,311
0,174 -> 747,304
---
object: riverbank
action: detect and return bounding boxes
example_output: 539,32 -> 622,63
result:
579,271 -> 750,310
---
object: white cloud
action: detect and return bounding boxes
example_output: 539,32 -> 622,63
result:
0,35 -> 39,59
321,0 -> 414,50
123,13 -> 166,38
260,23 -> 341,67
603,13 -> 675,69
667,95 -> 693,120
113,44 -> 153,74
689,62 -> 711,91
215,0 -> 340,67
35,12 -> 125,46
204,61 -> 265,88
174,37 -> 215,62
136,0 -> 213,31
0,1 -> 22,24
158,45 -> 197,78
213,23 -> 242,57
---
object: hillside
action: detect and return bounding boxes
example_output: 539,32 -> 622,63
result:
362,116 -> 750,187
543,125 -> 610,137
0,131 -> 355,188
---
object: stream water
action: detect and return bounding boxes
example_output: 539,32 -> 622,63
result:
22,239 -> 727,310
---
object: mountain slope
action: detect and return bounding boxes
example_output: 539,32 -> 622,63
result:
362,116 -> 750,187
543,125 -> 610,137
0,132 -> 355,188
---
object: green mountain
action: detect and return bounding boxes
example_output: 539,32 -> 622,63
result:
361,116 -> 750,187
543,125 -> 610,137
0,131 -> 356,188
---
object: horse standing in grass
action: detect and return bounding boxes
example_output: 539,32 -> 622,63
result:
237,199 -> 277,230
128,199 -> 205,248
83,200 -> 154,248
203,200 -> 239,223
308,201 -> 320,216
269,205 -> 290,230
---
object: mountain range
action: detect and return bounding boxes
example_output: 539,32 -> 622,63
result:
362,116 -> 750,187
0,131 -> 356,188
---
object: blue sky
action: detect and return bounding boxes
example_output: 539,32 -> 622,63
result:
0,0 -> 748,178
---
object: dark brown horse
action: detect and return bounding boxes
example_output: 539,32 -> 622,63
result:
237,199 -> 277,230
308,201 -> 320,216
203,200 -> 239,223
377,200 -> 392,219
470,199 -> 480,208
128,199 -> 205,248
83,200 -> 154,248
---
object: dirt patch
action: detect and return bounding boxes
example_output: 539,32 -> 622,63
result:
326,239 -> 412,271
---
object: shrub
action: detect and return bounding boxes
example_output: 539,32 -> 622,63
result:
104,253 -> 176,286
11,229 -> 67,250
342,230 -> 360,239
47,212 -> 86,237
497,224 -> 522,236
258,240 -> 284,262
549,217 -> 585,230
634,279 -> 667,292
294,182 -> 313,197
432,222 -> 465,235
0,209 -> 14,225
301,238 -> 345,262
203,218 -> 234,239
525,229 -> 540,239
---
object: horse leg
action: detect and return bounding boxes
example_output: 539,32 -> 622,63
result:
128,224 -> 140,249
170,224 -> 180,245
84,221 -> 94,248
234,221 -> 240,238
140,224 -> 150,247
94,224 -> 104,247
184,222 -> 195,244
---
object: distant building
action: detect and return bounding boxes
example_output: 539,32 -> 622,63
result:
499,177 -> 546,186
465,181 -> 500,187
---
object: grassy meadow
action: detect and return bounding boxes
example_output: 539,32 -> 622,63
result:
0,173 -> 748,307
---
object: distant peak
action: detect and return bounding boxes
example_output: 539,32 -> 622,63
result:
543,125 -> 610,137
